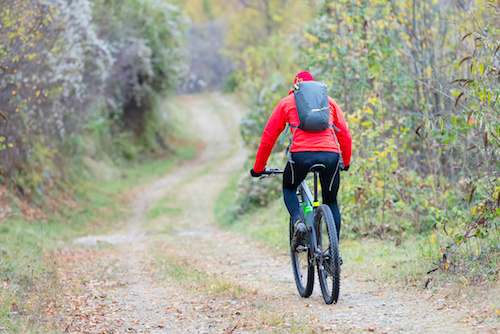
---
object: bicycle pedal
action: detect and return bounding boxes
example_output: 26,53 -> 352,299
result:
296,245 -> 308,252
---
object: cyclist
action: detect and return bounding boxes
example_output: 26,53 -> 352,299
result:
250,70 -> 352,251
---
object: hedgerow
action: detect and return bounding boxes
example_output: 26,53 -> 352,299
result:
0,0 -> 186,195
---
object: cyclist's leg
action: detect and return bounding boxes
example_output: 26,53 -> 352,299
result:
282,152 -> 312,223
318,152 -> 341,241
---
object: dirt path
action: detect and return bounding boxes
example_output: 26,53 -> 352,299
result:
53,94 -> 492,334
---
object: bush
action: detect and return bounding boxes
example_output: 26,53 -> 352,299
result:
298,0 -> 500,276
0,0 -> 187,194
0,0 -> 112,190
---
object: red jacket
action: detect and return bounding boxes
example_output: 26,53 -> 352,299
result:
253,92 -> 352,172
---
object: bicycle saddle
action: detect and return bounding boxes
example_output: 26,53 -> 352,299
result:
309,164 -> 326,173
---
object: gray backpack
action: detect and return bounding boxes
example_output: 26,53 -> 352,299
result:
293,81 -> 330,132
281,81 -> 344,169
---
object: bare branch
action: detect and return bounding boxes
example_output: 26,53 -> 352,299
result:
0,111 -> 8,123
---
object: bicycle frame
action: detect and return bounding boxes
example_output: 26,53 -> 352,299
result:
298,176 -> 320,266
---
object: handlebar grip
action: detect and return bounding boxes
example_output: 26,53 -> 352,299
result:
261,169 -> 284,175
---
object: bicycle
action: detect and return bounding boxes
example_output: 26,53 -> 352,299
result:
261,164 -> 341,304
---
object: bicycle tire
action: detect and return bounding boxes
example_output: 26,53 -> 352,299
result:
315,204 -> 340,304
289,203 -> 314,298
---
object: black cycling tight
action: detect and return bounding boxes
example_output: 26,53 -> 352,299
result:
282,151 -> 341,240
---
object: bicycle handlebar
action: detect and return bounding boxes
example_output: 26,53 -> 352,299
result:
260,168 -> 284,175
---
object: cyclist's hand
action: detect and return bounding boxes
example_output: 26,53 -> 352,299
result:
341,164 -> 350,172
250,168 -> 263,177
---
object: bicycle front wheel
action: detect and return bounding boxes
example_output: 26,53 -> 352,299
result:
289,217 -> 314,298
315,204 -> 340,304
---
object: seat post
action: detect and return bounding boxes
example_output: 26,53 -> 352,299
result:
309,164 -> 325,207
314,171 -> 319,204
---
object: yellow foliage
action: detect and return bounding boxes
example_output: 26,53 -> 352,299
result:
305,32 -> 319,43
183,0 -> 235,22
221,0 -> 314,92
424,66 -> 432,77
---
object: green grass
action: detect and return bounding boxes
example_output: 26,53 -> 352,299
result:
80,148 -> 196,198
340,237 -> 435,284
154,253 -> 246,299
146,205 -> 182,221
76,144 -> 196,231
160,258 -> 206,283
214,172 -> 290,250
0,216 -> 61,332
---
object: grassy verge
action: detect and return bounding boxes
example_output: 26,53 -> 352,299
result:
0,143 -> 196,333
214,172 -> 289,250
153,249 -> 246,300
214,172 -> 452,282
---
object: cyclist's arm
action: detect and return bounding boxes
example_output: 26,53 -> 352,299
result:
253,100 -> 287,173
329,97 -> 352,166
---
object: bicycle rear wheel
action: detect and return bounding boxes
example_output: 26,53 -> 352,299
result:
315,204 -> 340,304
289,217 -> 314,298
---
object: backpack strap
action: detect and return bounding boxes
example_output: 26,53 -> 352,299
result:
280,124 -> 298,164
324,125 -> 344,191
279,124 -> 291,145
332,126 -> 344,166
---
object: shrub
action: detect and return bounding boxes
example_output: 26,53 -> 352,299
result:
0,0 -> 187,194
0,0 -> 112,190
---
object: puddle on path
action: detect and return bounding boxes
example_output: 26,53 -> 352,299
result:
73,233 -> 144,246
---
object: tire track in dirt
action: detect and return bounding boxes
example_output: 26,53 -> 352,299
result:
55,94 -> 491,334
